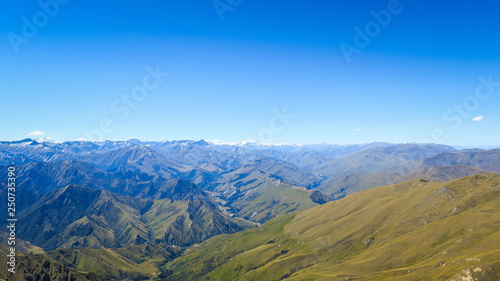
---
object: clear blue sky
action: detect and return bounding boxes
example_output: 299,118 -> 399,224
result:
1,0 -> 499,145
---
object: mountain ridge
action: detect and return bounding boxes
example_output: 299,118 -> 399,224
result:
17,185 -> 253,251
164,173 -> 500,280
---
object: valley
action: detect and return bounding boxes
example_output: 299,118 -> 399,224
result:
1,139 -> 499,280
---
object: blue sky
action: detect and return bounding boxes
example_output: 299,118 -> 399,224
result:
1,0 -> 499,145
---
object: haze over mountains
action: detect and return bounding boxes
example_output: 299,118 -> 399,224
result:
2,138 -> 499,197
1,139 -> 500,280
2,139 -> 500,222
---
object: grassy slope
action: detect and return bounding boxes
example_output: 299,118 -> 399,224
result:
165,173 -> 500,280
145,198 -> 253,246
0,231 -> 45,255
47,244 -> 182,280
211,166 -> 320,223
164,214 -> 297,280
230,181 -> 318,223
0,246 -> 112,281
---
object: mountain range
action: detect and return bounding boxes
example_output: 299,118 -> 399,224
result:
1,139 -> 500,280
18,184 -> 252,250
3,139 -> 500,224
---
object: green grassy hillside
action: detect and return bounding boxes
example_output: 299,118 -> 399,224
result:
0,246 -> 112,281
164,173 -> 500,280
47,244 -> 182,280
229,181 -> 319,223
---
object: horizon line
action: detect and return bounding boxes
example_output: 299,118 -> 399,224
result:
4,138 -> 499,149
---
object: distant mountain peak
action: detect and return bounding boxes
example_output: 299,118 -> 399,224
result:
1,138 -> 40,146
192,139 -> 210,146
